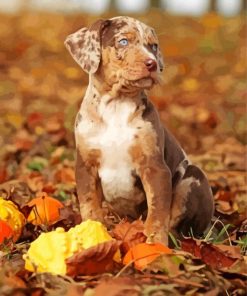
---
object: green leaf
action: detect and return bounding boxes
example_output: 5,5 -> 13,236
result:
214,224 -> 233,243
169,232 -> 180,249
57,190 -> 69,201
27,161 -> 44,172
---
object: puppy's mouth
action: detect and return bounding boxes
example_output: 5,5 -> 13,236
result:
120,77 -> 155,94
120,69 -> 160,91
129,77 -> 155,89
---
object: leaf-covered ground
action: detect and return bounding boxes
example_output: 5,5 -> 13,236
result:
0,10 -> 246,296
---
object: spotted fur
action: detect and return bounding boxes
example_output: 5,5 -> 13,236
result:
65,16 -> 214,245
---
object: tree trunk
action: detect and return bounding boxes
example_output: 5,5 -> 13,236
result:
242,0 -> 247,13
109,0 -> 115,11
209,0 -> 217,12
150,0 -> 160,8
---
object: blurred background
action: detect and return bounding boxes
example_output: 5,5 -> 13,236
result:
0,1 -> 246,187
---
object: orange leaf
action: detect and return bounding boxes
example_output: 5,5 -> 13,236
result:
0,220 -> 14,244
27,194 -> 64,226
123,242 -> 172,270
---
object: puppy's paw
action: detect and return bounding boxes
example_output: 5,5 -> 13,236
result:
144,224 -> 168,246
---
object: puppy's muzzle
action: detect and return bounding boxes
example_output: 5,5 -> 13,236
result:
145,58 -> 157,72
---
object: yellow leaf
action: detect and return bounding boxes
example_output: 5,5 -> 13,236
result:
5,113 -> 24,129
64,67 -> 80,79
182,78 -> 199,92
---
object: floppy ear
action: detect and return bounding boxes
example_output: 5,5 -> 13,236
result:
64,19 -> 110,74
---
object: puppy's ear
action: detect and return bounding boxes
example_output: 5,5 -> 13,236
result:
64,19 -> 111,74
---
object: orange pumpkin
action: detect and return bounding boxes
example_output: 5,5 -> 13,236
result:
123,242 -> 172,270
0,197 -> 25,241
0,220 -> 14,244
27,195 -> 64,226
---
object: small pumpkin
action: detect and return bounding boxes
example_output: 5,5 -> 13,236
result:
0,220 -> 14,244
27,195 -> 64,226
68,219 -> 121,263
24,220 -> 120,275
123,242 -> 172,270
0,197 -> 25,242
24,227 -> 76,274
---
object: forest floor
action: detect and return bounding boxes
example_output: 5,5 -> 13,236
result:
0,10 -> 246,296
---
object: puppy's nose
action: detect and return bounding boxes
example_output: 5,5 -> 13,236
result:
145,59 -> 157,72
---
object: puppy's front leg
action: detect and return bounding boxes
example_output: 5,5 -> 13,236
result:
75,149 -> 104,222
140,162 -> 172,245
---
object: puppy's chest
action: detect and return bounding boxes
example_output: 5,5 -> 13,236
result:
76,100 -> 146,203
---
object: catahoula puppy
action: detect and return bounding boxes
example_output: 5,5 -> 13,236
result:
64,16 -> 214,245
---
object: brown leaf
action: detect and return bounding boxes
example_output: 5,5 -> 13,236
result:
66,240 -> 120,276
181,238 -> 241,269
145,254 -> 184,277
3,274 -> 26,289
212,244 -> 242,260
0,166 -> 8,183
93,277 -> 140,296
45,116 -> 63,133
180,238 -> 202,258
25,172 -> 46,193
15,138 -> 34,151
54,167 -> 75,184
11,129 -> 34,152
26,112 -> 44,130
215,189 -> 234,202
200,244 -> 240,269
53,205 -> 82,230
216,200 -> 237,215
0,180 -> 31,206
112,219 -> 146,254
41,182 -> 56,195
63,285 -> 85,296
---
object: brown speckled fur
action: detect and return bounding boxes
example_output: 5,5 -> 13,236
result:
65,16 -> 214,245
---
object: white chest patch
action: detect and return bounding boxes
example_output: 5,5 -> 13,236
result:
76,98 -> 145,205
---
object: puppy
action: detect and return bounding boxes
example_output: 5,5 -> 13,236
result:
65,16 -> 214,245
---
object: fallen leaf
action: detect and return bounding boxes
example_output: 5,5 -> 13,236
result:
66,240 -> 120,276
181,238 -> 242,269
54,167 -> 75,184
142,283 -> 180,295
54,205 -> 82,230
93,277 -> 140,296
145,254 -> 184,277
26,112 -> 44,130
3,274 -> 26,289
123,242 -> 172,270
112,219 -> 146,253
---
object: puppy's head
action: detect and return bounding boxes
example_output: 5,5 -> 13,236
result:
65,16 -> 164,90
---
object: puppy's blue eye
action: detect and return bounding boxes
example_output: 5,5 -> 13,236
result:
151,44 -> 158,52
119,39 -> 128,46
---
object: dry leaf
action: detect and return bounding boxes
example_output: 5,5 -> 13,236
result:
93,277 -> 140,296
181,238 -> 242,269
112,219 -> 146,253
66,240 -> 120,276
